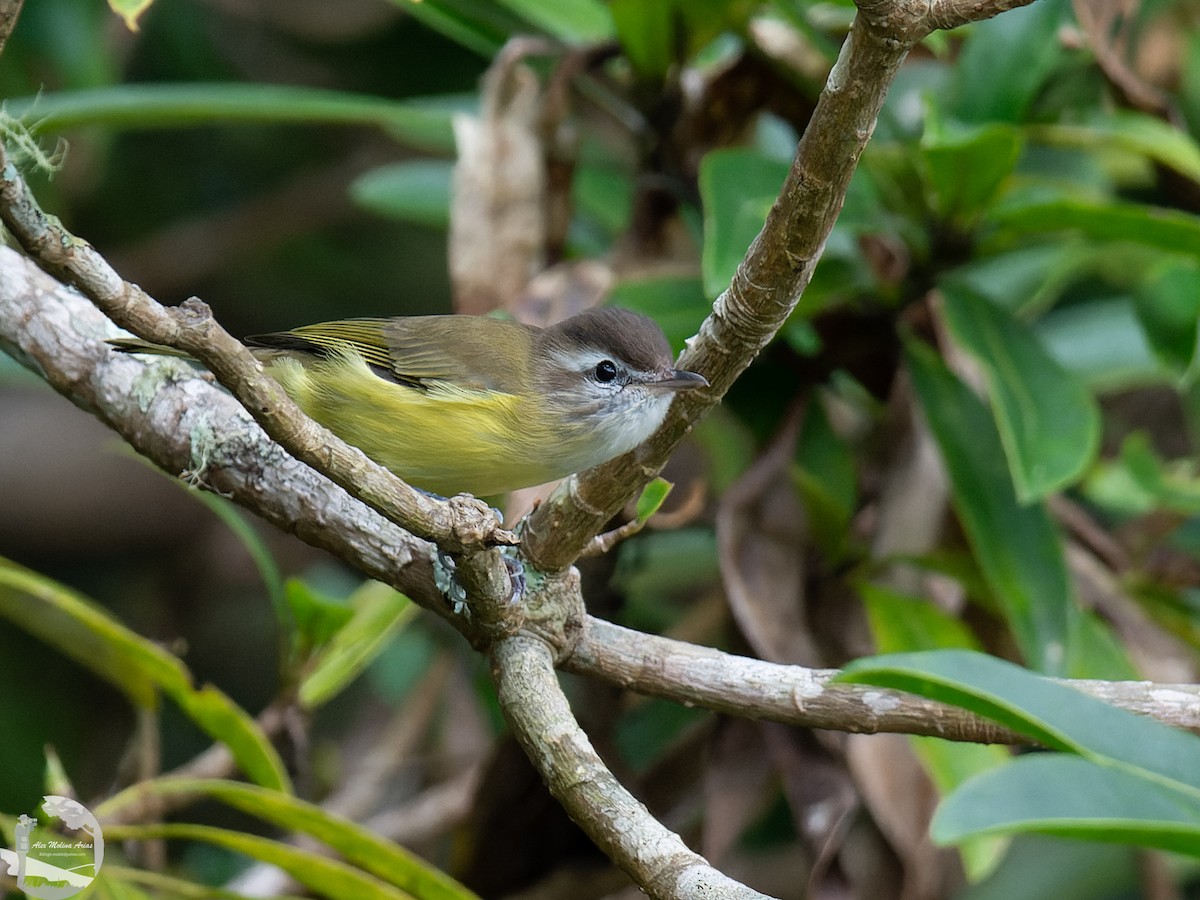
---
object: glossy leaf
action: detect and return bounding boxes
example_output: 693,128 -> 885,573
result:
991,196 -> 1200,260
493,0 -> 612,41
10,84 -> 466,153
102,823 -> 414,900
1133,260 -> 1200,382
610,0 -> 750,81
699,148 -> 790,299
941,286 -> 1101,501
98,778 -> 475,900
858,584 -> 1009,879
1030,112 -> 1200,185
934,754 -> 1200,858
0,557 -> 290,792
905,342 -> 1073,674
1033,296 -> 1162,391
839,649 -> 1200,791
351,161 -> 453,229
299,582 -> 416,709
950,0 -> 1069,124
859,582 -> 982,654
920,120 -> 1022,223
1117,432 -> 1200,516
609,0 -> 675,79
387,0 -> 519,57
99,864 -> 312,900
635,478 -> 673,523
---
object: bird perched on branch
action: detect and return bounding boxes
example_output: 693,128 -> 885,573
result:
111,306 -> 707,496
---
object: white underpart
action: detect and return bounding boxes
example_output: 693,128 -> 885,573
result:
549,348 -> 678,469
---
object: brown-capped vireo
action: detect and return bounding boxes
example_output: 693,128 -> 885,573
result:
111,306 -> 707,496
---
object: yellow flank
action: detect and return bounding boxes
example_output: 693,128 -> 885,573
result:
265,349 -> 562,496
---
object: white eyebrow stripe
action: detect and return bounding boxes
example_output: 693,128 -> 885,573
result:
549,347 -> 622,372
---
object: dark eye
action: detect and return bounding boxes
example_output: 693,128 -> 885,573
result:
594,359 -> 618,383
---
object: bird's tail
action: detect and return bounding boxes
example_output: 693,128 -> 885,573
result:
107,337 -> 193,358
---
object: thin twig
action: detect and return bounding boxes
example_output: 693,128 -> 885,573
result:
564,617 -> 1200,742
0,0 -> 22,59
491,633 -> 774,900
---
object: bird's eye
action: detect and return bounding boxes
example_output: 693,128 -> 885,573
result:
594,359 -> 619,383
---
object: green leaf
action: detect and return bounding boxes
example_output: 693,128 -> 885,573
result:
950,0 -> 1069,124
1118,432 -> 1200,515
792,399 -> 856,557
856,586 -> 1009,879
102,823 -> 414,900
0,557 -> 290,792
286,579 -> 355,653
911,736 -> 1012,880
945,243 -> 1087,317
573,164 -> 635,237
634,478 -> 673,523
699,148 -> 790,299
492,0 -> 612,41
350,161 -> 453,229
839,649 -> 1200,793
610,0 -> 675,79
100,864 -> 312,900
933,754 -> 1200,857
9,85 -> 465,153
99,779 -> 476,900
920,119 -> 1023,223
610,0 -> 749,81
299,582 -> 416,709
859,582 -> 982,654
904,342 -> 1074,674
1029,112 -> 1200,186
1133,260 -> 1200,382
1033,296 -> 1163,392
991,196 -> 1200,260
941,286 -> 1101,501
386,0 -> 518,57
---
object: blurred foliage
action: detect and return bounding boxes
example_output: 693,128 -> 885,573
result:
3,0 -> 1200,897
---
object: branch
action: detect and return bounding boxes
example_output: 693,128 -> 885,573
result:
0,147 -> 513,561
491,634 -> 772,900
0,247 -> 447,617
519,0 -> 1038,573
564,618 -> 1200,742
0,0 -> 22,59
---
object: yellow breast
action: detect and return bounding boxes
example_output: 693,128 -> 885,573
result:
265,351 -> 572,496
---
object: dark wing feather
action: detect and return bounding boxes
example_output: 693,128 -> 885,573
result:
246,316 -> 534,393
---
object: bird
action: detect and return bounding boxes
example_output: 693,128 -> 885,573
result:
111,306 -> 707,496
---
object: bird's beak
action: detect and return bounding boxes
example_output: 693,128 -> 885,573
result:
650,369 -> 709,392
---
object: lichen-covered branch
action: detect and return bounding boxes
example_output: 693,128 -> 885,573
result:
564,618 -> 1200,743
0,149 -> 514,562
0,247 -> 446,617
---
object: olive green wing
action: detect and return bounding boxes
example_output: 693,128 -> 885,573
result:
246,316 -> 530,393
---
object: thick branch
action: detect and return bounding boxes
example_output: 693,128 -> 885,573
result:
491,634 -> 773,900
0,149 -> 513,560
565,618 -> 1200,742
0,247 -> 446,616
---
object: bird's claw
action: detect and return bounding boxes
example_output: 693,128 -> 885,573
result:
433,545 -> 525,618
